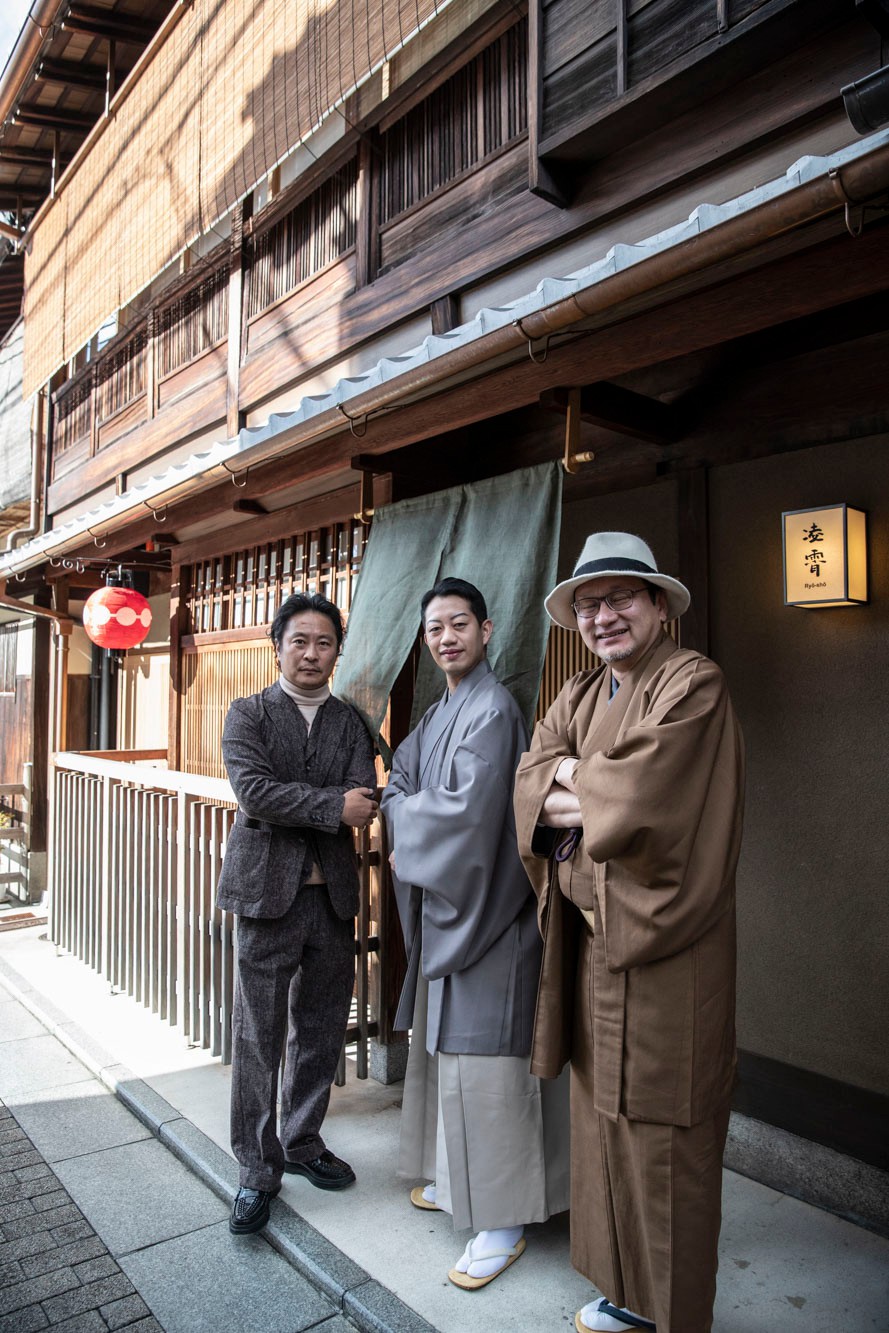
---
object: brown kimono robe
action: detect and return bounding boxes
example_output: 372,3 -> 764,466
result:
514,633 -> 745,1333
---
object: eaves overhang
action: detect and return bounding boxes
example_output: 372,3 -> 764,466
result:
2,126 -> 889,580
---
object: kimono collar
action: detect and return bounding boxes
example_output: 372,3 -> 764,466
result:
441,657 -> 492,709
602,630 -> 677,715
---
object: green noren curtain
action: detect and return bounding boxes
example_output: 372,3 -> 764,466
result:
333,462 -> 562,754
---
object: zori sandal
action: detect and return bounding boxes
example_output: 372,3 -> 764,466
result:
575,1298 -> 656,1331
448,1235 -> 526,1289
409,1184 -> 442,1211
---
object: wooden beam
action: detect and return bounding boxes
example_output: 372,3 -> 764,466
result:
63,6 -> 158,44
13,109 -> 94,132
36,58 -> 107,90
169,484 -> 364,567
430,294 -> 459,335
540,384 -> 685,444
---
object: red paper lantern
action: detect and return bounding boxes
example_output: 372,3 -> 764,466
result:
83,586 -> 152,650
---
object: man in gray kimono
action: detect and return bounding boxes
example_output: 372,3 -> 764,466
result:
217,592 -> 378,1236
381,578 -> 568,1290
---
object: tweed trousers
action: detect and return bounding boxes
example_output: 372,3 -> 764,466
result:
230,884 -> 355,1191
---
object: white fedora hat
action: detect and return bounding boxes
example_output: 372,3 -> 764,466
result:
544,532 -> 691,630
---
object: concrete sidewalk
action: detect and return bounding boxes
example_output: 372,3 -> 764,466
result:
0,977 -> 401,1333
1,919 -> 888,1333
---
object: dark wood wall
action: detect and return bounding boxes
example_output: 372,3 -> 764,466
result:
533,0 -> 853,166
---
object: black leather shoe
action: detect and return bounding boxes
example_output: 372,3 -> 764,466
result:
284,1150 -> 356,1190
229,1185 -> 278,1234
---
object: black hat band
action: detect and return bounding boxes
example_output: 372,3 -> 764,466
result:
573,557 -> 657,578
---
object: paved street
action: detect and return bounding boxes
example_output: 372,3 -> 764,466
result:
0,1097 -> 163,1333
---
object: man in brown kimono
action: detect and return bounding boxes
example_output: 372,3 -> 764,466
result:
514,533 -> 745,1333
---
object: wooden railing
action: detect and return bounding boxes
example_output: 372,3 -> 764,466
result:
50,750 -> 385,1073
0,765 -> 31,904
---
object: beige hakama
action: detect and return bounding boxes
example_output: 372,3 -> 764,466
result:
398,973 -> 570,1232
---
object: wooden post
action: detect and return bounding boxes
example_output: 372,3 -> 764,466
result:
431,294 -> 459,335
528,0 -> 568,207
227,198 -> 251,439
676,466 -> 710,655
355,135 -> 379,288
30,589 -> 53,862
616,0 -> 628,97
168,562 -> 187,770
146,309 -> 157,421
375,652 -> 414,1048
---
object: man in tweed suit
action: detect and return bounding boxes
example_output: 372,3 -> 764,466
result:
217,591 -> 378,1235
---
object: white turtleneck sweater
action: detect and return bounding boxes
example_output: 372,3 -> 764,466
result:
278,674 -> 331,884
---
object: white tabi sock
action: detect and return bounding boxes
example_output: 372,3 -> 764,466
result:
455,1225 -> 524,1280
577,1297 -> 655,1331
421,1184 -> 437,1205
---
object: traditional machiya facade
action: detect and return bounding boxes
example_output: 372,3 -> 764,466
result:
0,0 -> 885,1233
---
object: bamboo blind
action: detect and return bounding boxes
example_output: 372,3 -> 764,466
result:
23,0 -> 450,397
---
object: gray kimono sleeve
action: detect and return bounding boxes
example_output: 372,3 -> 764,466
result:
380,724 -> 422,949
387,715 -> 529,980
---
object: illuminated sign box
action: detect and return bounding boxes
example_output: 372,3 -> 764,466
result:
782,505 -> 868,608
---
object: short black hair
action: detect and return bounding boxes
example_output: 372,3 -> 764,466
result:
420,578 -> 488,627
270,593 -> 344,649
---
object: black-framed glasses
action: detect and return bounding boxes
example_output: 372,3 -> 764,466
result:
572,588 -> 645,619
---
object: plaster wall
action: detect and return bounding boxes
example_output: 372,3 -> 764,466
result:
557,447 -> 887,1099
558,481 -> 678,585
710,437 -> 889,1096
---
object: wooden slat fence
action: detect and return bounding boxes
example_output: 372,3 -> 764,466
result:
50,751 -> 382,1073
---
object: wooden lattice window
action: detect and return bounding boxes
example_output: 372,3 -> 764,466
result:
96,328 -> 147,421
185,522 -> 367,637
54,373 -> 93,454
247,161 -> 359,318
157,267 -> 229,377
181,522 -> 368,777
380,18 -> 528,224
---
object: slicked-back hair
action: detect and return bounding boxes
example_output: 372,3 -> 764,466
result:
270,593 -> 344,650
420,578 -> 488,627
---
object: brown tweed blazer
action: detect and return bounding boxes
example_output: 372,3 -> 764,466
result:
216,682 -> 376,920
